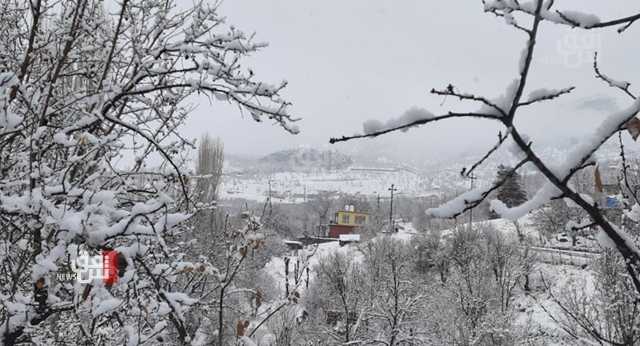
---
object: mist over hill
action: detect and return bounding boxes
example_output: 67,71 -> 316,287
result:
260,147 -> 353,172
227,134 -> 638,176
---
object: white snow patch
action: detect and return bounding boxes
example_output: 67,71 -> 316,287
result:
93,298 -> 122,317
362,107 -> 433,135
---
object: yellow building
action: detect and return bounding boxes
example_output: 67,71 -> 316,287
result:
334,206 -> 369,226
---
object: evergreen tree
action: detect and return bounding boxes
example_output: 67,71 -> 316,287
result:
490,165 -> 527,219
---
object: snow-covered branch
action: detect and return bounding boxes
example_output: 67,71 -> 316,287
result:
0,0 -> 300,343
329,0 -> 640,295
593,52 -> 636,100
329,111 -> 501,144
431,84 -> 508,117
427,159 -> 529,219
484,0 -> 640,32
519,87 -> 575,107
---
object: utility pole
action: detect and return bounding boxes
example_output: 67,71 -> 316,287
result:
267,179 -> 273,216
468,174 -> 476,230
284,257 -> 290,298
388,184 -> 398,232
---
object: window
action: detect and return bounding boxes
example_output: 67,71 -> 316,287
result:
341,214 -> 350,224
355,215 -> 366,224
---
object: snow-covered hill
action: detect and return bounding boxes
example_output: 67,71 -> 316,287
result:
220,139 -> 639,204
259,147 -> 353,172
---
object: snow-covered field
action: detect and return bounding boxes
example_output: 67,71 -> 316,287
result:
220,168 -> 442,203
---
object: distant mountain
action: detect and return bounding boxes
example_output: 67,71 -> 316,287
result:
257,147 -> 353,172
223,136 -> 639,183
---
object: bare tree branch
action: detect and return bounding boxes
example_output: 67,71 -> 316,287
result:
431,84 -> 508,117
461,130 -> 509,178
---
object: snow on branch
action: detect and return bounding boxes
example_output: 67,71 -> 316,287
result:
493,99 -> 640,221
0,0 -> 303,343
490,183 -> 561,220
558,98 -> 640,178
494,98 -> 640,224
506,1 -> 545,120
362,107 -> 434,135
428,159 -> 529,218
593,52 -> 636,100
329,111 -> 500,144
0,72 -> 21,131
519,87 -> 575,107
327,0 -> 640,298
431,84 -> 508,117
484,79 -> 522,117
484,1 -> 596,28
485,0 -> 640,32
427,188 -> 490,219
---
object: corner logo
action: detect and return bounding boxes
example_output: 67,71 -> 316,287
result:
69,250 -> 122,286
555,33 -> 602,69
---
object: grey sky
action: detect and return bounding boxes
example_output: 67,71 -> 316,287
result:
182,0 -> 639,161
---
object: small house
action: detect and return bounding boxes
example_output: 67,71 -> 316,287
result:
328,205 -> 368,238
334,206 -> 369,226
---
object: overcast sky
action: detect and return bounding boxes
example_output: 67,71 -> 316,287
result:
182,0 -> 639,162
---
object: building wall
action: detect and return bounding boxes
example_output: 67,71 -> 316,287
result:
328,224 -> 356,238
335,211 -> 369,226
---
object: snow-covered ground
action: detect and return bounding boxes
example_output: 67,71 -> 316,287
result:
513,263 -> 595,346
261,223 -> 421,299
261,218 -> 597,295
220,169 -> 441,203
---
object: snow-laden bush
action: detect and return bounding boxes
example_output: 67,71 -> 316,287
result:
0,0 -> 297,344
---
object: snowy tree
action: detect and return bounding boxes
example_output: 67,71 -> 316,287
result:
307,252 -> 365,344
414,229 -> 450,283
330,0 -> 640,294
0,0 -> 298,344
483,226 -> 534,304
420,224 -> 518,345
531,199 -> 588,243
360,239 -> 426,345
194,134 -> 224,203
542,249 -> 640,345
